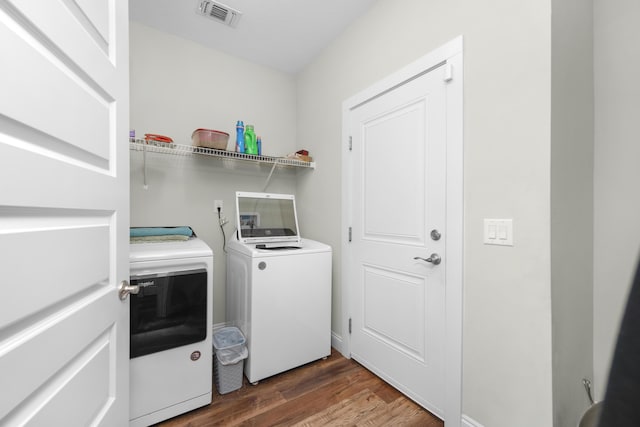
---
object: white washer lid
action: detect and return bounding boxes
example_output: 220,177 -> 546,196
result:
226,237 -> 331,258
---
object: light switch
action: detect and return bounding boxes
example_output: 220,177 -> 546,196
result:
498,224 -> 508,240
484,219 -> 513,246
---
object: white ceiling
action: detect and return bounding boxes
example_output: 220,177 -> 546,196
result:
129,0 -> 378,74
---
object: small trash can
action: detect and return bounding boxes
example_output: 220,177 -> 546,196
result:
213,327 -> 248,394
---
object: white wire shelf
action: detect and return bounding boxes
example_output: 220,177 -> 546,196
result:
129,139 -> 315,169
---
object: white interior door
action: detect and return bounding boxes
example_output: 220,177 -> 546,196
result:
343,38 -> 464,424
348,65 -> 447,417
0,1 -> 129,425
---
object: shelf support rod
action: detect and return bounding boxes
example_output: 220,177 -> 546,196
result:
262,159 -> 280,192
143,143 -> 148,189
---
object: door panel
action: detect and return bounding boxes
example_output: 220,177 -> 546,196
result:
362,265 -> 426,359
349,65 -> 446,417
1,293 -> 116,423
0,3 -> 115,167
27,336 -> 112,426
362,101 -> 426,245
1,219 -> 110,328
0,0 -> 129,425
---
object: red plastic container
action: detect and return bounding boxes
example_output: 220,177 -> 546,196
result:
191,128 -> 230,150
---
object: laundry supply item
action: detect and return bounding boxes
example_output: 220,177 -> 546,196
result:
286,149 -> 313,162
130,235 -> 191,243
235,120 -> 245,153
144,133 -> 173,143
257,136 -> 262,155
144,133 -> 175,148
244,124 -> 258,155
191,128 -> 229,150
130,226 -> 194,238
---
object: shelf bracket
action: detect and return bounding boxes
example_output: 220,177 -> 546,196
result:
262,159 -> 279,192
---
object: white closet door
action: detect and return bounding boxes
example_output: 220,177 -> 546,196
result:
348,65 -> 447,417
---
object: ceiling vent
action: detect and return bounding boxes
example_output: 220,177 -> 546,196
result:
196,1 -> 242,28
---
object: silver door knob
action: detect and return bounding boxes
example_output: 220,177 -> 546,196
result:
118,280 -> 140,301
414,254 -> 441,265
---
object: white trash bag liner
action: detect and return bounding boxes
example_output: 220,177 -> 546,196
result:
213,327 -> 245,351
213,326 -> 247,365
216,346 -> 248,366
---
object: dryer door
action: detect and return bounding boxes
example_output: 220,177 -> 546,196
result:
130,269 -> 208,358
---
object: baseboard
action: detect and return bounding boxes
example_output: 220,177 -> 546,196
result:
331,331 -> 343,353
462,414 -> 484,427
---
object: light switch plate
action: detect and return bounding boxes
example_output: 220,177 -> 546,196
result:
484,219 -> 513,246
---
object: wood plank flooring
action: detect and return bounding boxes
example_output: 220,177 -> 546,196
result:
155,348 -> 443,426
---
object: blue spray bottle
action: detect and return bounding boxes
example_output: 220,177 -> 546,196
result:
235,121 -> 245,153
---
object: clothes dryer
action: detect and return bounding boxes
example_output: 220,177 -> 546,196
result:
129,237 -> 213,427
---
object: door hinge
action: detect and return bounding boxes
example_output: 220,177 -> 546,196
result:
443,63 -> 453,82
348,226 -> 352,242
348,318 -> 352,334
348,136 -> 353,151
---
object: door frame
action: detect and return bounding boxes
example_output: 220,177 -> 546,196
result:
341,36 -> 463,426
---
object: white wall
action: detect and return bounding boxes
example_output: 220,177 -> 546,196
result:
296,1 -> 553,425
550,0 -> 594,425
593,0 -> 640,401
129,22 -> 301,324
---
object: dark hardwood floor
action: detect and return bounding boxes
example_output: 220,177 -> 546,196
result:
156,348 -> 443,426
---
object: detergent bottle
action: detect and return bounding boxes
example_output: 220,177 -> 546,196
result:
235,121 -> 245,153
244,124 -> 258,155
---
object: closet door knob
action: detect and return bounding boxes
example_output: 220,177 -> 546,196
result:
119,280 -> 140,301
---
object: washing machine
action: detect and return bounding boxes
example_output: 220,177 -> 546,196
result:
226,192 -> 332,384
129,236 -> 213,427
